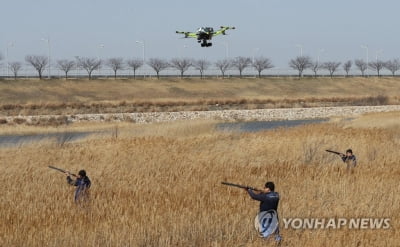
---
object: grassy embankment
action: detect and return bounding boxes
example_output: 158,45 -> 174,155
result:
0,77 -> 399,116
0,112 -> 399,246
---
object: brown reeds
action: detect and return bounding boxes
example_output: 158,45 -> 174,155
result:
0,117 -> 399,246
1,77 -> 400,116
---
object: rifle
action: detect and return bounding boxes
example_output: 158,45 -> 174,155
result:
48,165 -> 77,177
325,150 -> 344,156
221,181 -> 262,192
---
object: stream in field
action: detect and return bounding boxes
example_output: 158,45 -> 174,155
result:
0,131 -> 95,148
216,119 -> 327,132
0,119 -> 327,148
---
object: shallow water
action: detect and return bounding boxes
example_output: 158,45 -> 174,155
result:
0,131 -> 95,148
0,119 -> 327,148
216,119 -> 327,132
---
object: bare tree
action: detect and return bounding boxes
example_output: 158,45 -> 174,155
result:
126,59 -> 143,79
231,56 -> 251,78
384,59 -> 400,76
215,59 -> 231,79
354,59 -> 367,76
289,56 -> 312,77
57,59 -> 75,79
322,61 -> 341,78
193,59 -> 210,79
311,61 -> 320,77
252,57 -> 273,77
147,58 -> 169,79
25,55 -> 48,79
77,57 -> 102,80
170,58 -> 192,78
9,62 -> 22,79
107,58 -> 124,79
343,60 -> 352,77
369,60 -> 385,77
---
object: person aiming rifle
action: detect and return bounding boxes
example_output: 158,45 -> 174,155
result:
48,166 -> 91,203
246,181 -> 281,242
326,149 -> 357,169
222,181 -> 282,242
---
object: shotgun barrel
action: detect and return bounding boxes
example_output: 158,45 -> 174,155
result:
221,181 -> 262,192
325,150 -> 343,155
48,165 -> 77,177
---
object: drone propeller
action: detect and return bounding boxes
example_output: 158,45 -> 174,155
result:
220,26 -> 236,29
176,31 -> 190,38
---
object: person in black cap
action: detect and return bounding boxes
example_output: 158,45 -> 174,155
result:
66,170 -> 91,203
340,149 -> 357,169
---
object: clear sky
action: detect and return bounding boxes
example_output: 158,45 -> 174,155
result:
1,0 -> 400,69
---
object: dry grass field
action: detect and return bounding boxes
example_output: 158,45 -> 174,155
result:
1,77 -> 400,116
1,113 -> 399,246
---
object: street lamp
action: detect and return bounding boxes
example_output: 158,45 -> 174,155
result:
295,44 -> 303,56
317,48 -> 324,66
178,44 -> 188,57
98,44 -> 105,77
361,45 -> 369,77
98,44 -> 105,58
220,42 -> 229,59
252,48 -> 260,63
6,42 -> 14,78
74,56 -> 80,78
41,37 -> 51,79
375,49 -> 383,62
135,40 -> 145,64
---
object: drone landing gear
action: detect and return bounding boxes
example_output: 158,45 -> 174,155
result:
200,40 -> 212,47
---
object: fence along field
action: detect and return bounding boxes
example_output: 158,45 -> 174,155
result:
0,114 -> 399,246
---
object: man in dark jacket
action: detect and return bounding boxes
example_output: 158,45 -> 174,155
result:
340,149 -> 357,169
246,181 -> 281,242
66,170 -> 91,203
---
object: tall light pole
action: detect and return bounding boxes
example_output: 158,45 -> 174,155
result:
179,44 -> 188,57
6,42 -> 14,78
295,44 -> 303,56
41,38 -> 51,79
317,48 -> 324,66
252,48 -> 260,76
361,45 -> 369,77
375,49 -> 383,62
98,44 -> 105,59
221,42 -> 229,59
98,44 -> 105,77
135,40 -> 145,64
252,48 -> 260,63
74,56 -> 80,78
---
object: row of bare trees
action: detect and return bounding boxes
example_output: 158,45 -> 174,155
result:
1,53 -> 400,79
149,56 -> 273,79
289,56 -> 400,77
23,56 -> 143,80
9,55 -> 274,79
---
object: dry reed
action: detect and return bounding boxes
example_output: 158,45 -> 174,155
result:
0,116 -> 399,246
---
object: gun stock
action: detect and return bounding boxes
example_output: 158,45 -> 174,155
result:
48,165 -> 77,177
221,182 -> 262,192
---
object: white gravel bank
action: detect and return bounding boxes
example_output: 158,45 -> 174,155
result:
3,105 -> 400,124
